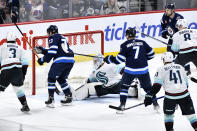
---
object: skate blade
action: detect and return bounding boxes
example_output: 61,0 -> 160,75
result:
46,104 -> 55,108
61,102 -> 72,106
116,110 -> 124,114
21,110 -> 30,113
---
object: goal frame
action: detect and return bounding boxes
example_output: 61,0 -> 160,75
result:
31,30 -> 104,95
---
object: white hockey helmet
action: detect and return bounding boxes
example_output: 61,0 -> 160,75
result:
93,54 -> 104,69
6,32 -> 17,42
162,52 -> 174,63
176,19 -> 188,29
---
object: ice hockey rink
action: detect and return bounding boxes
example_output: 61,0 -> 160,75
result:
0,54 -> 197,131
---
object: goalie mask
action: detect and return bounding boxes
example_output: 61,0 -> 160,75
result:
93,54 -> 104,69
162,52 -> 174,63
6,32 -> 17,43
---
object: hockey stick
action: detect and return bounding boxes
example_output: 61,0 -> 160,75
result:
73,52 -> 103,58
190,77 -> 197,83
12,22 -> 40,58
109,96 -> 164,111
135,25 -> 168,46
75,83 -> 87,91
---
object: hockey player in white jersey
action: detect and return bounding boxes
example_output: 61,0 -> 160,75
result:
144,52 -> 197,131
171,19 -> 197,75
74,54 -> 140,100
0,32 -> 30,112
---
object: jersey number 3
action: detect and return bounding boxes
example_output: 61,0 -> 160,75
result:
169,70 -> 182,84
9,48 -> 16,58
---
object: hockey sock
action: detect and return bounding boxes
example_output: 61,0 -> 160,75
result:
186,114 -> 197,129
48,82 -> 56,97
60,83 -> 71,96
13,86 -> 27,105
164,114 -> 174,131
18,95 -> 28,106
120,89 -> 128,105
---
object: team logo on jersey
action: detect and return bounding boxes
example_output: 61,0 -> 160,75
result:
96,71 -> 108,85
49,39 -> 53,44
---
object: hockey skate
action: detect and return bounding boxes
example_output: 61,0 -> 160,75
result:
60,93 -> 72,106
116,104 -> 125,114
45,96 -> 55,108
21,104 -> 30,112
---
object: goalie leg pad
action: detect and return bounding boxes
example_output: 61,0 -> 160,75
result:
74,82 -> 100,100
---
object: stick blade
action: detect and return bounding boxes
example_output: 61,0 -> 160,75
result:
109,105 -> 123,111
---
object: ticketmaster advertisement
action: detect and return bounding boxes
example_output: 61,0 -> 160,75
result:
0,10 -> 197,56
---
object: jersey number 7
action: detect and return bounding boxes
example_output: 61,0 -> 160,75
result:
133,46 -> 140,59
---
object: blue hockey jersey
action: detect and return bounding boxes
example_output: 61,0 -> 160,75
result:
107,39 -> 154,75
161,12 -> 184,34
42,34 -> 75,64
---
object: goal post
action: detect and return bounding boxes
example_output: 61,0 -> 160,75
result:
30,30 -> 104,95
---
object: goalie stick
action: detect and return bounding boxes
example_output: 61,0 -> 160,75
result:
109,96 -> 164,111
135,25 -> 169,46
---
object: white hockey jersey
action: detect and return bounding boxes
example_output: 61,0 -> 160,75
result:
172,29 -> 197,54
89,63 -> 123,87
0,43 -> 29,71
154,63 -> 189,99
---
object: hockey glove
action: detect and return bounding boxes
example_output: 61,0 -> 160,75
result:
144,94 -> 153,107
103,55 -> 112,64
37,58 -> 44,65
161,30 -> 168,39
34,46 -> 47,54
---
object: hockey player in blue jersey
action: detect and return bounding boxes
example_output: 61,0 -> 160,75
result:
160,3 -> 184,53
36,25 -> 75,107
104,27 -> 159,110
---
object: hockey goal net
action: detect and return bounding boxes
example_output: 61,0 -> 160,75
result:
25,30 -> 104,95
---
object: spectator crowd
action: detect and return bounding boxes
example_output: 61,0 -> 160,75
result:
0,0 -> 196,24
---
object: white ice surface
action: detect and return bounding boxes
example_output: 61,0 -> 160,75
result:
0,54 -> 197,131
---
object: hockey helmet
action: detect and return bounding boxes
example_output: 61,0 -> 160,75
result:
176,19 -> 188,29
165,3 -> 175,10
93,54 -> 104,69
47,25 -> 58,35
125,27 -> 136,37
6,32 -> 16,42
162,52 -> 174,63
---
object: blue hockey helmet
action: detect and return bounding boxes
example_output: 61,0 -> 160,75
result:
47,25 -> 58,35
165,3 -> 175,10
125,27 -> 136,37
